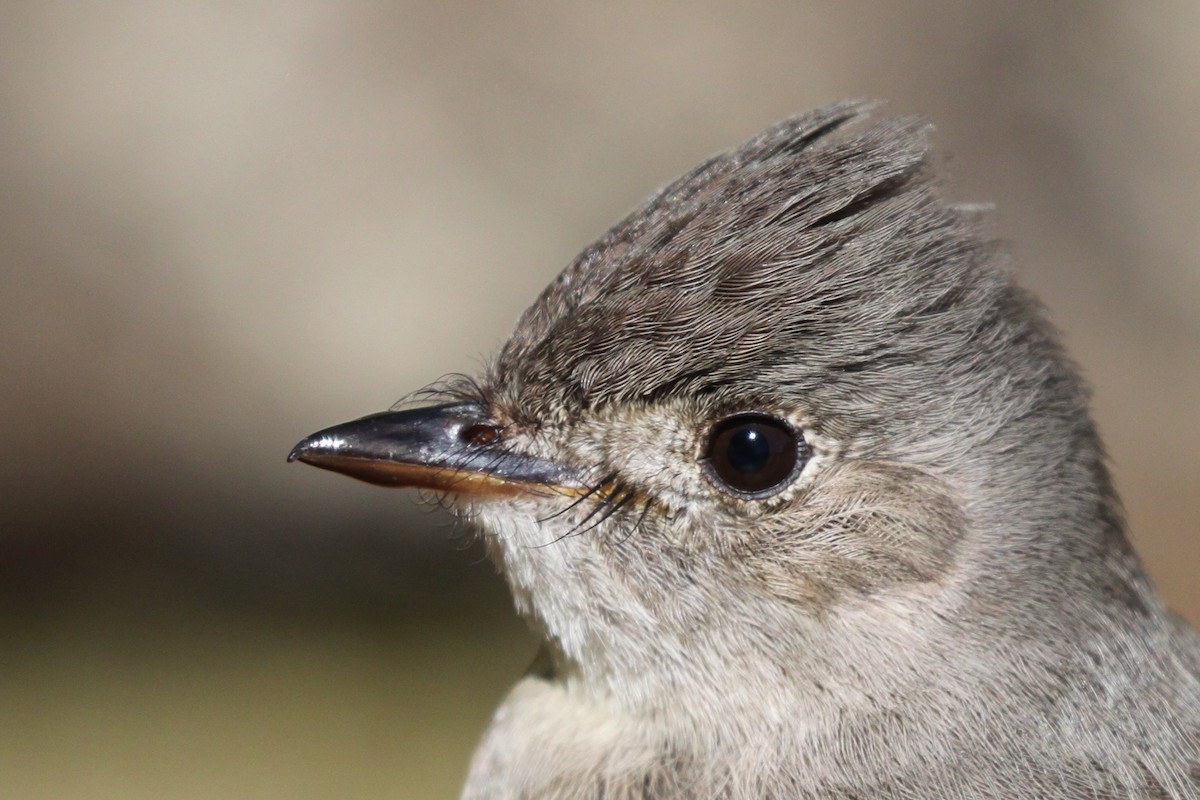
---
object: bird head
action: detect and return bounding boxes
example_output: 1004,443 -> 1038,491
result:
291,102 -> 1144,730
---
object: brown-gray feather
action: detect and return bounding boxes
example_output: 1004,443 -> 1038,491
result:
445,101 -> 1200,799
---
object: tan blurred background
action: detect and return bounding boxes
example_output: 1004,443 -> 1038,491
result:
1,2 -> 1197,798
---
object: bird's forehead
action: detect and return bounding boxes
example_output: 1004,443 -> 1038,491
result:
483,104 -> 976,426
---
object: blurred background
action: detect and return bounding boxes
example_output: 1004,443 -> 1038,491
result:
2,2 -> 1198,797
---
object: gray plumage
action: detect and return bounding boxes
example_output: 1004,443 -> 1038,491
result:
306,100 -> 1200,797
457,102 -> 1200,798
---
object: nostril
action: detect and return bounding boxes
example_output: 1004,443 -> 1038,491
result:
460,423 -> 502,446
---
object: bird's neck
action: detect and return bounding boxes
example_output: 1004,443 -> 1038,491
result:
475,501 -> 957,734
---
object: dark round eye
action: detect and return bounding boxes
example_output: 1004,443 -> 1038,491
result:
702,414 -> 804,498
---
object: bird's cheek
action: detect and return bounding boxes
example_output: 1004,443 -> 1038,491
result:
740,462 -> 968,608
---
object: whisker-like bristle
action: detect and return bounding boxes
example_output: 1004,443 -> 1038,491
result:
616,497 -> 655,547
537,471 -> 618,523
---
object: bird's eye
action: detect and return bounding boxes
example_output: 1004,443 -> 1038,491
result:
702,414 -> 804,498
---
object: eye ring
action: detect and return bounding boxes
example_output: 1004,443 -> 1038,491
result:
700,413 -> 806,499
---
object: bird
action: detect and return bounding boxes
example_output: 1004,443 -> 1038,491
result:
289,101 -> 1200,799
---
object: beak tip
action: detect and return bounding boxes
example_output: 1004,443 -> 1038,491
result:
287,438 -> 315,464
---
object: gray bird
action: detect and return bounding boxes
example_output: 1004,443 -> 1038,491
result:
290,101 -> 1200,799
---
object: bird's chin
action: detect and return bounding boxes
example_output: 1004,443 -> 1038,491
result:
468,502 -> 607,644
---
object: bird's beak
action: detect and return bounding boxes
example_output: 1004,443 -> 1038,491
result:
288,402 -> 583,498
